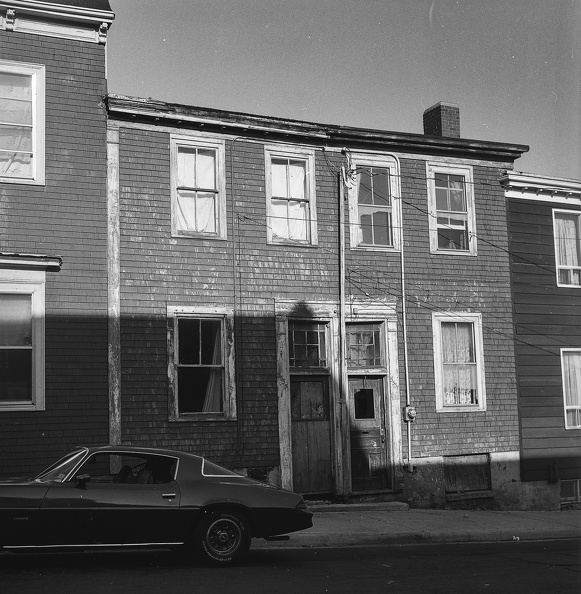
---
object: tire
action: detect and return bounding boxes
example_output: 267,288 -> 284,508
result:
193,510 -> 251,566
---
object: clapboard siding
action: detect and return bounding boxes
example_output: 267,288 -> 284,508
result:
508,198 -> 581,483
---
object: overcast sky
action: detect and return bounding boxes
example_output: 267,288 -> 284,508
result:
106,0 -> 581,180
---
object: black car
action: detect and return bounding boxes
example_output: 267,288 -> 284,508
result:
0,445 -> 313,565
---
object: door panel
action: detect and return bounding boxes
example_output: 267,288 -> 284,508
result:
291,377 -> 333,494
348,377 -> 389,492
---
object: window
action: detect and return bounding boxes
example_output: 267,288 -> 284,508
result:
171,135 -> 226,238
0,269 -> 46,411
426,163 -> 475,254
167,307 -> 235,419
0,60 -> 45,184
554,210 -> 581,287
347,323 -> 384,368
561,349 -> 581,429
265,145 -> 317,245
432,312 -> 485,411
348,155 -> 401,250
289,322 -> 327,368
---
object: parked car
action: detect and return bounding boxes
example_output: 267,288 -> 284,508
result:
0,445 -> 313,565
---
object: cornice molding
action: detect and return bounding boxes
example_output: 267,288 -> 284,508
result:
0,253 -> 62,271
500,171 -> 581,205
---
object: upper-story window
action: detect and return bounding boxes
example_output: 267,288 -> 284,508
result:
432,312 -> 486,412
170,135 -> 226,239
554,210 -> 581,287
0,60 -> 45,185
265,145 -> 317,245
348,155 -> 401,250
426,163 -> 476,255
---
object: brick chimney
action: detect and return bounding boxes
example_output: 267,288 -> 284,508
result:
423,102 -> 460,138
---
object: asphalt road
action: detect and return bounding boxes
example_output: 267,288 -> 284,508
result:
0,540 -> 579,594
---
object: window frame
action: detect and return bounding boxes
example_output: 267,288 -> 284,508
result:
167,306 -> 235,420
348,154 -> 401,251
265,144 -> 317,246
426,162 -> 476,255
553,209 -> 581,288
432,312 -> 486,412
170,134 -> 226,239
0,269 -> 45,411
0,59 -> 45,185
561,348 -> 581,430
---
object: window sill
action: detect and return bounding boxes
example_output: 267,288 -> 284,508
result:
169,414 -> 236,422
430,250 -> 477,257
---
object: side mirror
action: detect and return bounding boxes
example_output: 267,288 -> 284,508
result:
74,474 -> 91,489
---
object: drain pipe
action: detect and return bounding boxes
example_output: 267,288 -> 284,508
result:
400,216 -> 415,473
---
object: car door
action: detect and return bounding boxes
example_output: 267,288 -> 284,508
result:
40,452 -> 185,546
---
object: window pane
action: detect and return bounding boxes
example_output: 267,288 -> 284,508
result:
200,319 -> 221,365
354,388 -> 375,419
0,98 -> 32,125
288,161 -> 305,199
178,367 -> 223,413
0,124 -> 32,151
287,200 -> 308,241
0,72 -> 32,101
372,168 -> 390,206
0,350 -> 32,401
177,148 -> 197,188
438,227 -> 468,250
178,318 -> 200,364
270,197 -> 288,238
358,168 -> 373,205
0,149 -> 32,178
289,323 -> 327,367
435,187 -> 448,210
347,325 -> 383,367
195,192 -> 217,233
0,294 -> 32,346
563,352 -> 581,408
271,159 -> 288,197
555,213 -> 581,282
196,149 -> 216,190
372,210 -> 391,245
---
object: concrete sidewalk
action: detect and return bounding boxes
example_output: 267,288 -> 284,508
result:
255,503 -> 581,549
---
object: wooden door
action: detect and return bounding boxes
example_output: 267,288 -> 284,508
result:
291,376 -> 333,494
348,376 -> 389,492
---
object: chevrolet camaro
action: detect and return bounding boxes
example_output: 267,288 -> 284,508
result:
0,445 -> 313,565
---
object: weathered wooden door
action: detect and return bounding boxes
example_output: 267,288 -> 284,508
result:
348,376 -> 389,492
291,376 -> 333,493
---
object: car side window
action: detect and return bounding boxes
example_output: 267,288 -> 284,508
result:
73,453 -> 177,485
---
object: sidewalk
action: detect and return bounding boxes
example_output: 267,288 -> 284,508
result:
256,503 -> 581,549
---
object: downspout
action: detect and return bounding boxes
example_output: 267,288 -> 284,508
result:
400,215 -> 414,472
339,166 -> 349,499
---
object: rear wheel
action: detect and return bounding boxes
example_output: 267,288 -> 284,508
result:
193,510 -> 251,566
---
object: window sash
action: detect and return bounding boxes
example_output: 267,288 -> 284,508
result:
347,323 -> 384,368
562,350 -> 581,429
176,317 -> 224,414
289,322 -> 328,368
554,212 -> 581,287
0,65 -> 41,181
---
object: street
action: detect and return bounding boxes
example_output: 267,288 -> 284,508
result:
0,540 -> 579,594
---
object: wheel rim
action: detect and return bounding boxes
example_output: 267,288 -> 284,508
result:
205,517 -> 242,556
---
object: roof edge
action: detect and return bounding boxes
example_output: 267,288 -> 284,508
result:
0,1 -> 114,25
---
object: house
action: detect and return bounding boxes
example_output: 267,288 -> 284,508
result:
501,172 -> 581,509
0,0 -> 114,476
106,96 -> 531,508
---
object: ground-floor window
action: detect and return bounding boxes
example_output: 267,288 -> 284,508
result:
562,349 -> 581,429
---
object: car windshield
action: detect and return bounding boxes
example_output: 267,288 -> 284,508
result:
34,449 -> 88,483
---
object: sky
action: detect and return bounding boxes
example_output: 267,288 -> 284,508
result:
106,0 -> 581,181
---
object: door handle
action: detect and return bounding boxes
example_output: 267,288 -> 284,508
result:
162,493 -> 176,499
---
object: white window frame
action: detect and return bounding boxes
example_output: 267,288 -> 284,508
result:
426,162 -> 476,255
170,134 -> 226,239
432,312 -> 486,412
0,269 -> 45,411
265,144 -> 317,245
167,305 -> 235,420
0,60 -> 45,185
553,209 -> 581,288
348,154 -> 401,251
561,348 -> 581,430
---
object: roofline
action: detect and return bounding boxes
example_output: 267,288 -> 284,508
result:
0,1 -> 114,25
106,94 -> 529,162
500,171 -> 581,204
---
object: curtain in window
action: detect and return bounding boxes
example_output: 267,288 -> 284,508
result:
202,328 -> 223,413
442,322 -> 477,405
563,351 -> 581,428
0,72 -> 33,177
555,213 -> 581,285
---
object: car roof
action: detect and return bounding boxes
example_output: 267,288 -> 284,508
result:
80,444 -> 204,462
